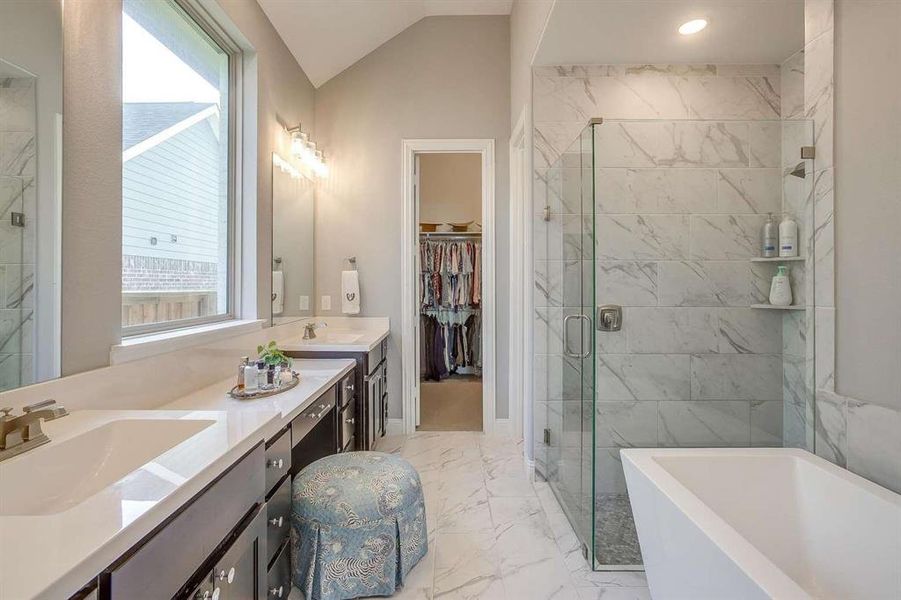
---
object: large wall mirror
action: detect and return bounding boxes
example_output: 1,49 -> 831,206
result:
271,153 -> 314,325
0,1 -> 62,391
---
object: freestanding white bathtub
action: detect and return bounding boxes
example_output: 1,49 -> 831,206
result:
622,448 -> 901,599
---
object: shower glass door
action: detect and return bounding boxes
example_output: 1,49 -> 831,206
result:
541,124 -> 597,556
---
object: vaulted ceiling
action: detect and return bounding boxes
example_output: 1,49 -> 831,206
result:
257,0 -> 513,88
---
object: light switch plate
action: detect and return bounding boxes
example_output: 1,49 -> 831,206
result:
321,295 -> 331,310
299,295 -> 310,311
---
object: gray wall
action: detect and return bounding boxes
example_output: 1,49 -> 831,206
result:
62,0 -> 123,375
314,15 -> 511,419
60,0 -> 316,373
834,0 -> 901,408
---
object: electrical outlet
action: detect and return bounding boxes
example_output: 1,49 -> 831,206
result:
321,295 -> 331,310
299,295 -> 310,311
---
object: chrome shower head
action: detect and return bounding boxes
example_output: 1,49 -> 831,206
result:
789,162 -> 806,179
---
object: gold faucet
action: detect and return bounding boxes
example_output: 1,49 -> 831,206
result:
0,399 -> 69,462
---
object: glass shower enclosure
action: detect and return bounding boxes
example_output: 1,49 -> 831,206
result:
534,118 -> 816,570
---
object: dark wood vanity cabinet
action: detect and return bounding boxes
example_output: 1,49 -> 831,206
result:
76,368 -> 359,600
290,337 -> 388,450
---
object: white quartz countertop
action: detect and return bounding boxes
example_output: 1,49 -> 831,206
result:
162,358 -> 356,433
0,358 -> 354,600
279,316 -> 389,353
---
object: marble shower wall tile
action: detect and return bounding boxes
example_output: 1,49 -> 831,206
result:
595,121 -> 750,168
813,168 -> 834,307
595,168 -> 717,214
597,261 -> 658,306
0,132 -> 35,177
690,215 -> 767,260
781,50 -> 805,120
658,401 -> 752,447
678,76 -> 780,120
626,307 -> 719,354
814,389 -> 846,466
846,400 -> 901,494
814,307 -> 835,391
535,122 -> 587,170
748,122 -> 782,168
594,401 -> 658,447
804,28 -> 834,171
690,354 -> 783,401
751,399 -> 783,446
597,354 -> 690,401
597,215 -> 689,260
657,261 -> 749,307
716,168 -> 782,214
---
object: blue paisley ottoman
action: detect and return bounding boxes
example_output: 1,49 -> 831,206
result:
291,452 -> 428,599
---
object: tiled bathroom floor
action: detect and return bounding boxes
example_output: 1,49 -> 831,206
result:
290,431 -> 650,599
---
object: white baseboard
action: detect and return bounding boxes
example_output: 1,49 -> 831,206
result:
386,418 -> 405,437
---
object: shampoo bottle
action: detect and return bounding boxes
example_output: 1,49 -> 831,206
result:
769,265 -> 793,307
761,213 -> 778,258
779,214 -> 798,257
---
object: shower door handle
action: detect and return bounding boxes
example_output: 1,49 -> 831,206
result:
563,314 -> 592,359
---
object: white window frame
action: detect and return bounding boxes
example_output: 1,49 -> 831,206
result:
121,0 -> 244,338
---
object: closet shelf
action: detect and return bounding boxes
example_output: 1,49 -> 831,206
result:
750,304 -> 806,311
749,256 -> 806,263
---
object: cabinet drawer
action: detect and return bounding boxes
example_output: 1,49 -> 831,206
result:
265,429 -> 291,495
266,541 -> 291,599
106,444 -> 265,599
339,373 -> 355,408
339,399 -> 356,451
266,477 -> 292,564
291,388 -> 336,444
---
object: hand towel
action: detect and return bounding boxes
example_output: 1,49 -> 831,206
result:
272,270 -> 284,315
342,270 -> 360,315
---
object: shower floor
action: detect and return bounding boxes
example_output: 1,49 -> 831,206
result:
594,494 -> 643,567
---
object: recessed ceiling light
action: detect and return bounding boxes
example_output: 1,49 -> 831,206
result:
678,19 -> 708,35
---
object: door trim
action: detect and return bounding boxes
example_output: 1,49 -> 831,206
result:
509,108 -> 528,444
401,139 -> 496,435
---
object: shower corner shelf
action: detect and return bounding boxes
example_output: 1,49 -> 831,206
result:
750,303 -> 806,311
750,256 -> 806,263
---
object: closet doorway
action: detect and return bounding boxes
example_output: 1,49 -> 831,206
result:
401,140 -> 496,434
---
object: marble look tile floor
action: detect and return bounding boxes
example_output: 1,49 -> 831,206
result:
290,431 -> 650,599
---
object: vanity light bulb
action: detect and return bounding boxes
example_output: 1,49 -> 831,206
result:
678,18 -> 707,35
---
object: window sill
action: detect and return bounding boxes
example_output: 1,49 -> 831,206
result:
110,319 -> 266,365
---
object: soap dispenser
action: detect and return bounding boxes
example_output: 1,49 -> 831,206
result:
769,265 -> 793,307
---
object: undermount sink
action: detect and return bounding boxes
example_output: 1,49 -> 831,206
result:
0,418 -> 215,516
310,331 -> 363,344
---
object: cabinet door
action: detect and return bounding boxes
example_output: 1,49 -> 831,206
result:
213,505 -> 267,600
366,372 -> 380,449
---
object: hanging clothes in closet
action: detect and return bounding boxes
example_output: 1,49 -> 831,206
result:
419,237 -> 482,381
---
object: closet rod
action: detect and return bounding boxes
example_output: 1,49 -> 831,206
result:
419,231 -> 482,239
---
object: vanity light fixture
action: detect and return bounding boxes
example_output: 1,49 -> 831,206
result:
273,152 -> 302,179
678,18 -> 708,35
286,124 -> 328,178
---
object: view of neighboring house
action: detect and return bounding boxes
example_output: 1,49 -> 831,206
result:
121,101 -> 228,327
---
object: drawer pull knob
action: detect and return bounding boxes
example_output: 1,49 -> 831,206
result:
217,567 -> 236,583
267,458 -> 285,469
345,417 -> 355,425
269,516 -> 284,528
269,585 -> 284,598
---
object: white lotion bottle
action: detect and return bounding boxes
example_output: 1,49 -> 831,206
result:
779,214 -> 798,257
769,265 -> 793,306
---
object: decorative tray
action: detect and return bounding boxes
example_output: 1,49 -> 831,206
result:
229,372 -> 300,400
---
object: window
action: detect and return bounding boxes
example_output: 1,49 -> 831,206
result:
121,0 -> 236,333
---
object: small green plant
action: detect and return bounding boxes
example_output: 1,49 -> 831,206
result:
257,341 -> 291,367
